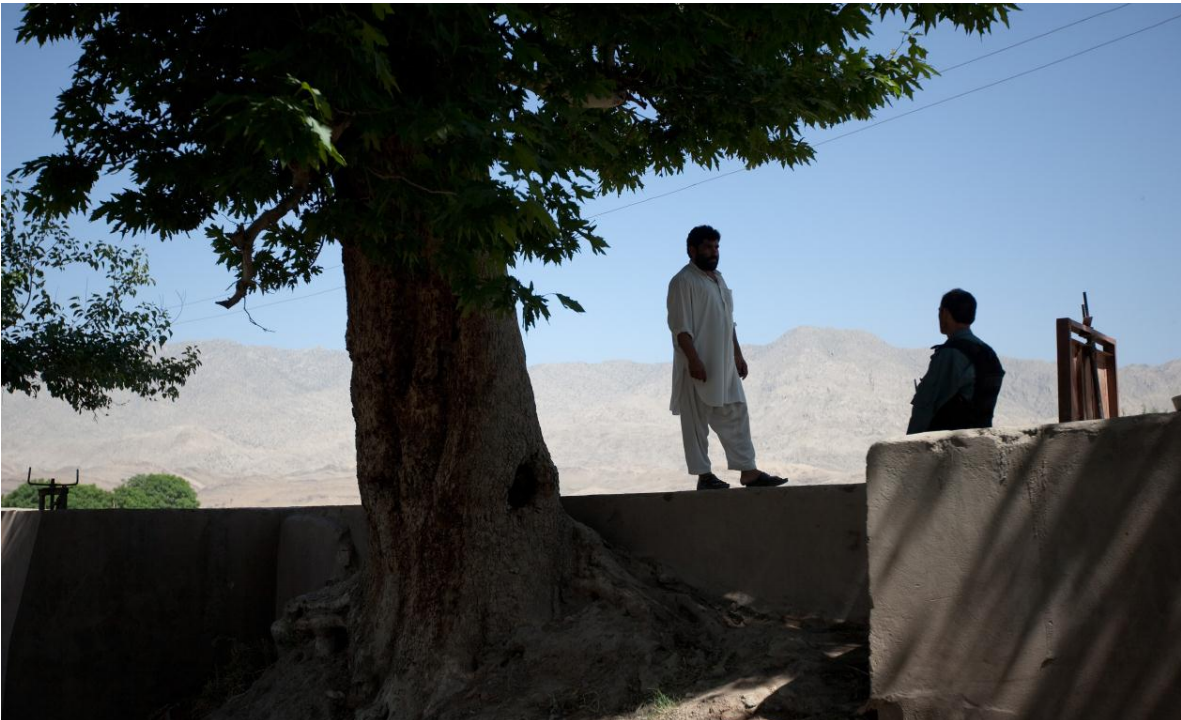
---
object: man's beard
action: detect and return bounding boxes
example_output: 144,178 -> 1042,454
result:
693,255 -> 719,272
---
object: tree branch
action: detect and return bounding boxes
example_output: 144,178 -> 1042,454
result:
217,167 -> 311,309
241,298 -> 275,333
580,93 -> 626,109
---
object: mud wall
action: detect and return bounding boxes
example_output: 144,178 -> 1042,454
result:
867,413 -> 1181,720
2,483 -> 867,719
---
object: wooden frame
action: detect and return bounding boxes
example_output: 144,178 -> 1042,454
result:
1056,318 -> 1118,422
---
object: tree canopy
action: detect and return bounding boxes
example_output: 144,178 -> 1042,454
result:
16,4 -> 1012,326
112,472 -> 200,509
2,188 -> 200,413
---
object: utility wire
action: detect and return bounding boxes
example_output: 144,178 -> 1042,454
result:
588,9 -> 1180,220
162,263 -> 343,311
165,8 -> 1178,326
171,285 -> 344,325
811,11 -> 1181,148
939,3 -> 1130,73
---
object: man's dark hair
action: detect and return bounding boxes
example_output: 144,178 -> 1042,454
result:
686,225 -> 721,252
941,288 -> 977,325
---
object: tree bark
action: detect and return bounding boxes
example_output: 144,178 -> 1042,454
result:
340,243 -> 572,716
174,213 -> 865,716
221,241 -> 718,720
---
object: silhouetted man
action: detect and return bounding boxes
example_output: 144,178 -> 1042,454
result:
907,289 -> 1005,434
667,225 -> 787,490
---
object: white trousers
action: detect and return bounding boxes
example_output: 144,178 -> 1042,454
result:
678,380 -> 757,475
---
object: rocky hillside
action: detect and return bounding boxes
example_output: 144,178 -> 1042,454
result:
3,328 -> 1177,505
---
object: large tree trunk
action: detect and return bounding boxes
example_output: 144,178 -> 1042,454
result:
218,245 -> 725,720
341,243 -> 574,715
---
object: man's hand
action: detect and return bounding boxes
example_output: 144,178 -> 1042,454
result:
677,332 -> 707,382
733,330 -> 748,380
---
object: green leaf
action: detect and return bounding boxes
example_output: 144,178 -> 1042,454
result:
13,3 -> 1013,336
306,117 -> 347,167
554,293 -> 585,313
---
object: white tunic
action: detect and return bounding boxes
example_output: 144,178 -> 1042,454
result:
667,262 -> 747,413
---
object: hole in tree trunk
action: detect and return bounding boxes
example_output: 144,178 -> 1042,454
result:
508,460 -> 539,509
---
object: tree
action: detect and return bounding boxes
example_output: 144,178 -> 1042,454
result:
0,473 -> 198,509
0,484 -> 41,508
2,188 -> 201,414
1,481 -> 117,509
112,472 -> 200,509
16,5 -> 1012,716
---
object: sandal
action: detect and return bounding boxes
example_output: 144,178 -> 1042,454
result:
696,473 -> 730,490
741,471 -> 788,488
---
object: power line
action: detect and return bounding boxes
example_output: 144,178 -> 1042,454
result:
938,3 -> 1130,73
163,8 -> 1179,325
171,285 -> 344,325
162,263 -> 344,311
814,11 -> 1181,148
588,9 -> 1180,220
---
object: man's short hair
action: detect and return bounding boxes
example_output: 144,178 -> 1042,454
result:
686,225 -> 721,252
941,288 -> 977,325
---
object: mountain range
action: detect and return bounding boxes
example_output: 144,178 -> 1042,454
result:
3,327 -> 1178,506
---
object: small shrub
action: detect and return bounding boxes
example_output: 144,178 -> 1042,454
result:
1,484 -> 40,507
1,482 -> 116,508
640,689 -> 679,718
113,473 -> 199,509
65,484 -> 118,509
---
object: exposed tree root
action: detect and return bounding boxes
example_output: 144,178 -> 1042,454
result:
210,519 -> 866,720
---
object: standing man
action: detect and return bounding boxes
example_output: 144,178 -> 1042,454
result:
667,225 -> 787,490
907,288 -> 1005,434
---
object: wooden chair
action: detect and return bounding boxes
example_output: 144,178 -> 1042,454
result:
1056,318 -> 1118,422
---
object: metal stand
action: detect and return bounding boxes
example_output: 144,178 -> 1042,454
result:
25,468 -> 80,511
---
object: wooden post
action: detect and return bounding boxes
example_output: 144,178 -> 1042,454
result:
1056,319 -> 1074,423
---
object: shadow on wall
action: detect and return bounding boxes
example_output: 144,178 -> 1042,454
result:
3,485 -> 869,720
868,413 -> 1181,720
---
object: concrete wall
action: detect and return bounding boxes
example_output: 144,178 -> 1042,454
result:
867,413 -> 1181,720
2,511 -> 40,691
564,484 -> 869,621
1,505 -> 367,720
2,483 -> 866,719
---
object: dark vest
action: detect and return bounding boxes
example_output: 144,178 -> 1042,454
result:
928,337 -> 1006,431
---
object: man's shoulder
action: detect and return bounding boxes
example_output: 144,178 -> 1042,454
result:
929,341 -> 973,370
933,342 -> 972,360
943,332 -> 996,356
669,264 -> 697,286
937,335 -> 1002,378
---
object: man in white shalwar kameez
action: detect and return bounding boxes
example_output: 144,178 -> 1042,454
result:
667,225 -> 788,491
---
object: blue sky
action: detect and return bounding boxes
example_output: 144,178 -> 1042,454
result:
3,4 -> 1180,367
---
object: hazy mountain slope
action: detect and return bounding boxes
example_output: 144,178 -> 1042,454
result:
3,329 -> 1177,505
1,342 -> 356,500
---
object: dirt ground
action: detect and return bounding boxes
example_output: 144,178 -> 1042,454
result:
591,607 -> 869,720
190,604 -> 870,720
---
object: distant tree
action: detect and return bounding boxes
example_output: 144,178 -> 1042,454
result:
1,483 -> 41,508
112,473 -> 200,509
16,4 -> 1014,715
1,481 -> 116,509
62,483 -> 119,509
1,188 -> 200,414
